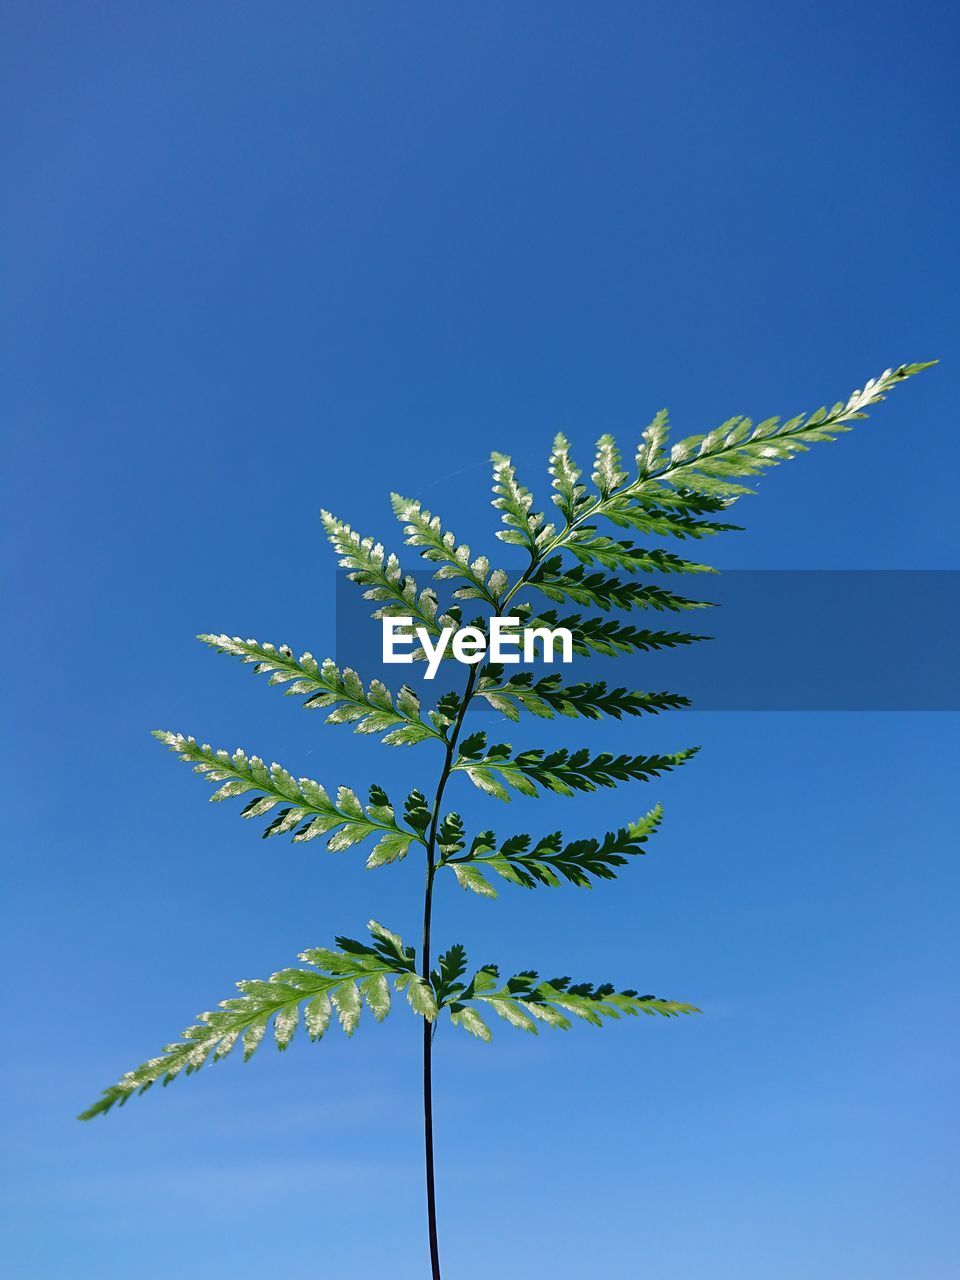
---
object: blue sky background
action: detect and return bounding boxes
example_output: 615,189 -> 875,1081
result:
1,3 -> 957,1277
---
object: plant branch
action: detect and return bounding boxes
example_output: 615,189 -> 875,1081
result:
419,661 -> 479,1280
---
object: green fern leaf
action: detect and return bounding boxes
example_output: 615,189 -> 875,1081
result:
86,360 -> 933,1266
515,605 -> 707,656
551,363 -> 934,551
440,806 -> 663,890
432,944 -> 469,1006
441,955 -> 699,1039
548,433 -> 591,522
390,494 -> 508,605
490,453 -> 555,556
476,666 -> 690,721
454,732 -> 697,799
450,863 -> 498,897
321,509 -> 460,636
635,409 -> 670,477
79,921 -> 430,1120
197,635 -> 443,746
528,555 -> 709,613
153,732 -> 423,856
592,488 -> 741,538
394,972 -> 440,1019
640,364 -> 933,499
592,433 -> 629,498
562,531 -> 713,575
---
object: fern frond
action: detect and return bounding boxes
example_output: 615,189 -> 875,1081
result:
82,358 -> 933,1258
390,494 -> 509,606
635,408 -> 670,477
431,944 -> 469,1006
476,666 -> 690,721
515,605 -> 707,657
592,433 -> 629,498
562,532 -> 714,575
79,921 -> 435,1120
635,362 -> 934,498
321,509 -> 459,636
453,731 -> 697,800
587,489 -> 741,538
153,732 -> 425,862
491,453 -> 555,556
198,635 -> 444,746
528,555 -> 709,613
548,434 -> 591,522
439,955 -> 698,1040
439,805 -> 663,894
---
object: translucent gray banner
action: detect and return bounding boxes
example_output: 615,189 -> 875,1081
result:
334,570 -> 960,711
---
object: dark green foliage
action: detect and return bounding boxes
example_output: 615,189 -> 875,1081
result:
477,665 -> 691,721
528,554 -> 709,612
454,731 -> 698,800
440,955 -> 699,1041
82,359 -> 931,1276
78,921 -> 434,1120
198,634 -> 443,745
515,605 -> 708,656
152,731 -> 424,861
563,532 -> 714,575
439,806 -> 664,894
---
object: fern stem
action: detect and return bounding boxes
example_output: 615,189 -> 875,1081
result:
421,873 -> 441,1280
421,663 -> 479,1280
417,518 -> 615,1268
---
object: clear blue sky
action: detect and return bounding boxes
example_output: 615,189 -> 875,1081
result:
1,3 -> 957,1278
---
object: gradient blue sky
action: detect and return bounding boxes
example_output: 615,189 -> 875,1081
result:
2,4 -> 958,1278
